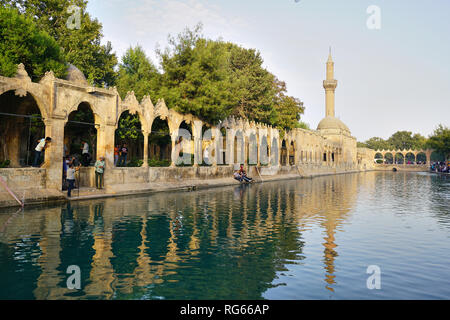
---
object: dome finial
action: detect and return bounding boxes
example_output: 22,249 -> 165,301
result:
327,46 -> 333,63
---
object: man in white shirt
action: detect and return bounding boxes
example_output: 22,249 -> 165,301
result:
81,141 -> 89,166
66,162 -> 81,197
33,137 -> 51,167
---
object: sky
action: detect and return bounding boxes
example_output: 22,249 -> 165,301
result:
87,0 -> 450,142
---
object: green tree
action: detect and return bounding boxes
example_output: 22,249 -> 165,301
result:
0,6 -> 66,79
3,0 -> 117,86
157,24 -> 305,128
116,45 -> 161,102
387,131 -> 427,150
271,78 -> 305,130
427,125 -> 450,160
158,25 -> 234,124
228,44 -> 276,124
298,121 -> 310,130
360,137 -> 392,150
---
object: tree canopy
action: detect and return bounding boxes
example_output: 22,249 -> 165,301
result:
0,5 -> 66,79
426,125 -> 450,160
1,4 -> 306,130
116,45 -> 161,102
359,127 -> 450,161
2,0 -> 117,86
359,131 -> 427,150
116,24 -> 306,129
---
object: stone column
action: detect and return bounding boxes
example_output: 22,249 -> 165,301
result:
193,120 -> 203,167
170,133 -> 177,167
256,133 -> 261,166
426,151 -> 431,165
96,123 -> 115,169
226,129 -> 234,166
142,130 -> 149,167
43,118 -> 65,190
212,127 -> 218,167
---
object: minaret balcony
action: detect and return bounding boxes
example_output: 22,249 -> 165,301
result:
323,79 -> 338,90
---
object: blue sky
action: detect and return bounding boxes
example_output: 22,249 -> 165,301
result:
87,0 -> 450,141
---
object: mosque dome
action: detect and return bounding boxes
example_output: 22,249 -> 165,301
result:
317,116 -> 351,134
65,64 -> 88,85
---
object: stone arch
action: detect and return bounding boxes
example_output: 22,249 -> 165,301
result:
394,153 -> 404,164
374,152 -> 383,164
405,152 -> 415,164
271,136 -> 279,166
248,131 -> 258,165
260,135 -> 269,165
64,101 -> 98,166
234,129 -> 245,165
219,127 -> 227,165
148,116 -> 171,166
416,152 -> 427,164
173,120 -> 193,166
0,90 -> 46,167
65,98 -> 103,125
0,85 -> 49,120
289,140 -> 296,165
114,110 -> 144,167
384,152 -> 393,164
281,139 -> 288,166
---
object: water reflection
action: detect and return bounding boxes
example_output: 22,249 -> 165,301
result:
0,172 -> 449,299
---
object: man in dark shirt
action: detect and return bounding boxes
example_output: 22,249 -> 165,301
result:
118,143 -> 128,167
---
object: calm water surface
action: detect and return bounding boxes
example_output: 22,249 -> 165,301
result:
0,171 -> 449,300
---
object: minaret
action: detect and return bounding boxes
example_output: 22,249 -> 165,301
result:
323,48 -> 338,117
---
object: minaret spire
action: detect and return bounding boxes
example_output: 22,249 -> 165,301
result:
323,49 -> 338,117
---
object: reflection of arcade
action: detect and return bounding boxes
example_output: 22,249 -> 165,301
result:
0,174 -> 358,298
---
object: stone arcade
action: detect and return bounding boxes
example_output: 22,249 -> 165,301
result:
0,53 -> 376,207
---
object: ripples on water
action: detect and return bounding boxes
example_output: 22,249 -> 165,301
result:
0,172 -> 449,300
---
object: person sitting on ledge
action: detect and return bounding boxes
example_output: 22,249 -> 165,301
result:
238,164 -> 253,183
233,170 -> 243,182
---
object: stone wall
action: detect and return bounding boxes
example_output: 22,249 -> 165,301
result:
0,168 -> 46,190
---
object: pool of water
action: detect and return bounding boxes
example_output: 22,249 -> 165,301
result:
0,171 -> 449,300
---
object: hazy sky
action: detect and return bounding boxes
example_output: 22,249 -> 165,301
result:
87,0 -> 450,141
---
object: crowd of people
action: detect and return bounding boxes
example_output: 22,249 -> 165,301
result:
430,162 -> 450,173
32,137 -> 107,198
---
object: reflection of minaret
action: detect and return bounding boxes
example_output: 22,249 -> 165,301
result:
323,48 -> 338,117
323,222 -> 338,292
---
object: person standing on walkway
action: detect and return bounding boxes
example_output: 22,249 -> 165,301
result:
67,162 -> 81,197
81,140 -> 89,166
94,156 -> 106,189
118,143 -> 128,166
33,137 -> 51,167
